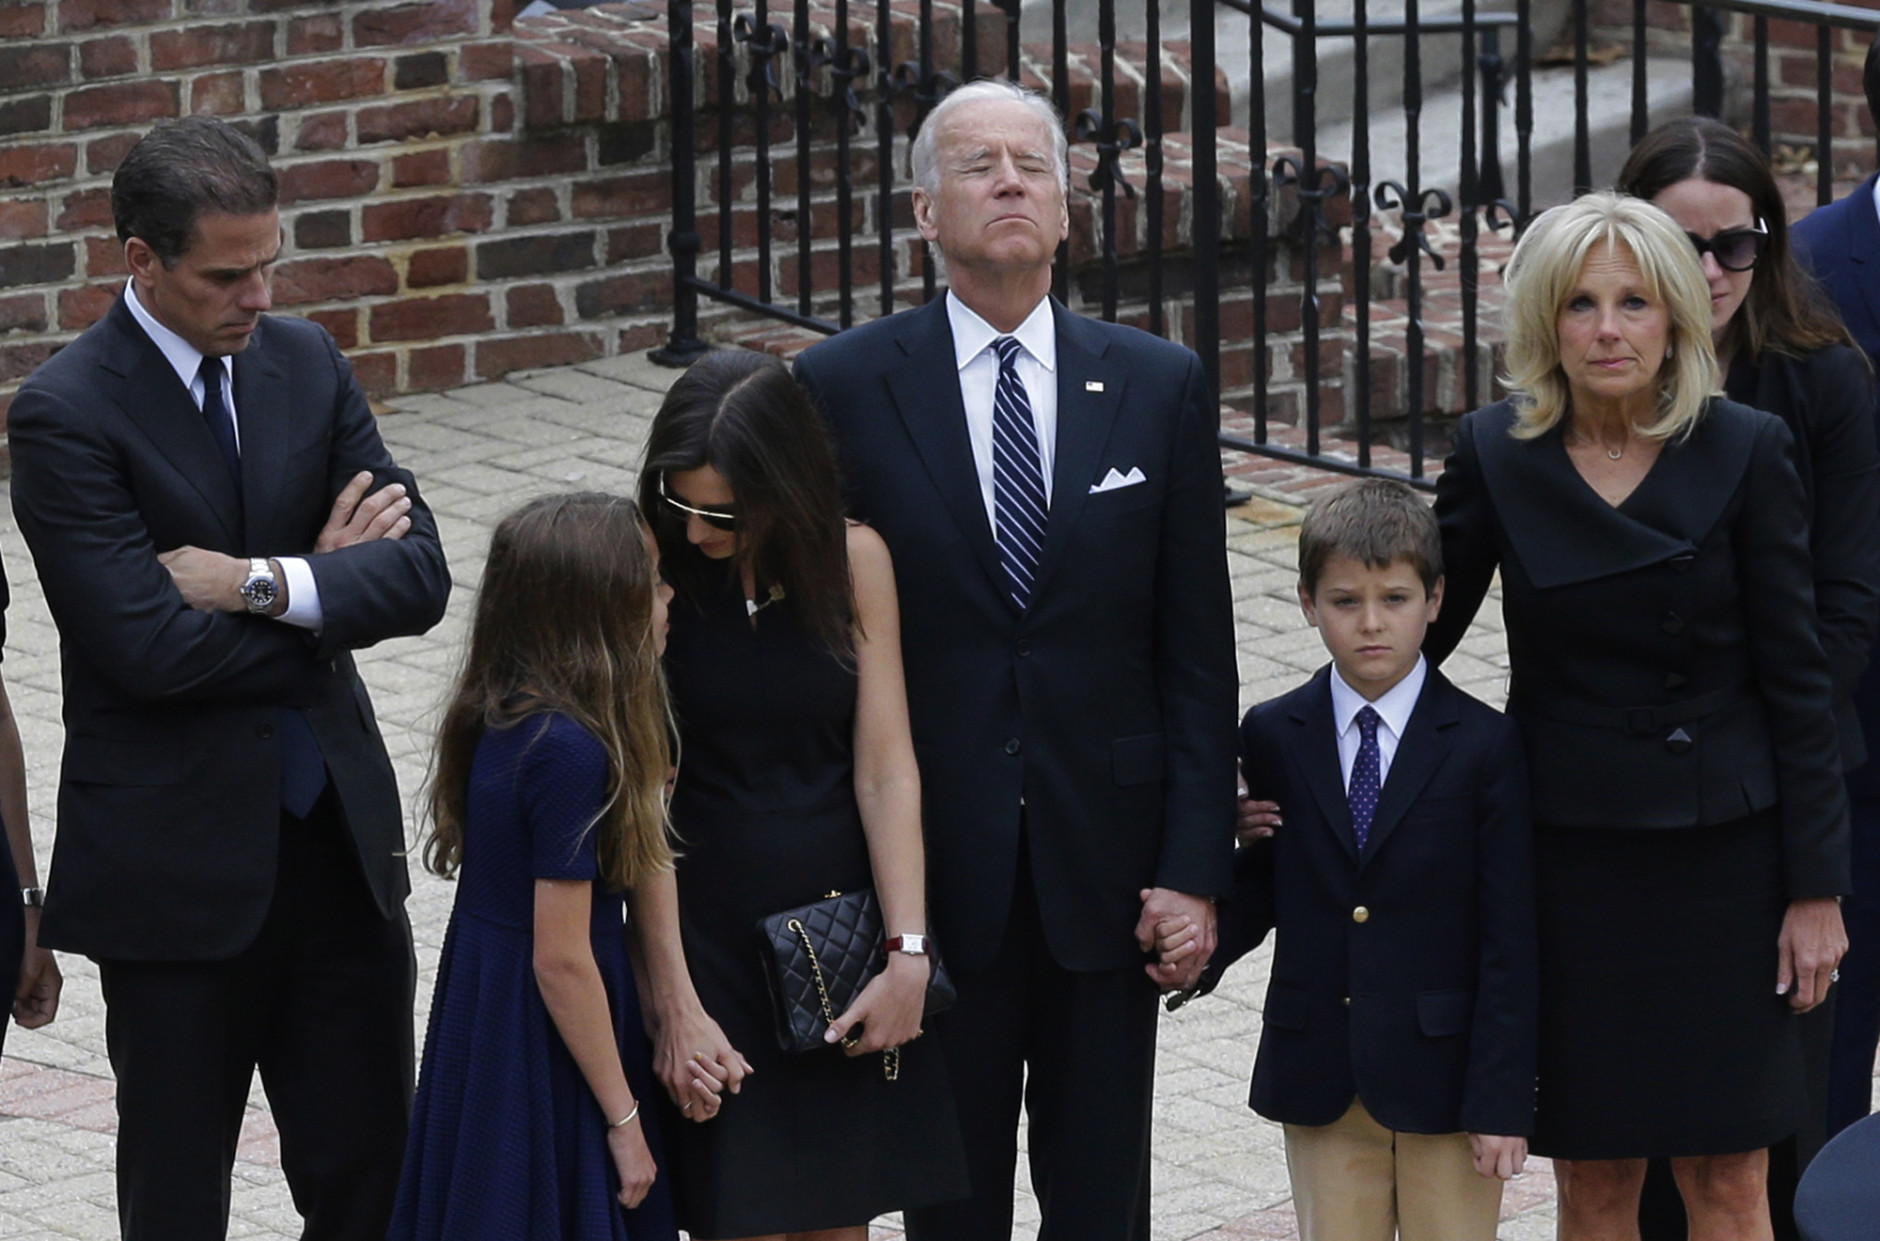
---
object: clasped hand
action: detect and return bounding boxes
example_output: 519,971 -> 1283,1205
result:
1137,887 -> 1218,991
653,1006 -> 752,1124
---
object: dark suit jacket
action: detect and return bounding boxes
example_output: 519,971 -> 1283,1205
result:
794,296 -> 1238,973
1426,398 -> 1850,899
9,295 -> 450,962
1792,185 -> 1880,798
1224,667 -> 1537,1137
1794,174 -> 1880,365
1722,346 -> 1880,774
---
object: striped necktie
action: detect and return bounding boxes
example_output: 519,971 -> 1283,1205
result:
991,335 -> 1047,609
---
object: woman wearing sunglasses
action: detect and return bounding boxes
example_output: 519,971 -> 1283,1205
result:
1617,116 -> 1880,1241
626,349 -> 967,1241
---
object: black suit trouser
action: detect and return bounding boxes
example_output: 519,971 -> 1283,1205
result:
904,850 -> 1160,1241
99,790 -> 415,1241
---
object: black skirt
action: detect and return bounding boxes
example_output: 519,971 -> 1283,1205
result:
1531,810 -> 1805,1159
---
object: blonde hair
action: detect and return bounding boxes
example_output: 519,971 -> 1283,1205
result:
1500,191 -> 1720,442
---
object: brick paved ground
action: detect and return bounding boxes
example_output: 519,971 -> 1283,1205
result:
0,347 -> 1858,1239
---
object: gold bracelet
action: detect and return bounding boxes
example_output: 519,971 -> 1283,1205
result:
608,1102 -> 640,1129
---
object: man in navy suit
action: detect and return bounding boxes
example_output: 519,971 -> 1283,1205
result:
1792,39 -> 1880,1141
9,118 -> 449,1239
1215,480 -> 1536,1241
793,79 -> 1238,1241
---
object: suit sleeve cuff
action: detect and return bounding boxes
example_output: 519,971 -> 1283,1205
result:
273,557 -> 323,633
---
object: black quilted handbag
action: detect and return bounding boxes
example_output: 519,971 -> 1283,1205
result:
756,888 -> 955,1079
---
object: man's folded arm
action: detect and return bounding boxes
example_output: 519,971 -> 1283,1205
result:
8,386 -> 323,706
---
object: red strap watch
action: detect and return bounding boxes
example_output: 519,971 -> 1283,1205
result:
884,934 -> 929,956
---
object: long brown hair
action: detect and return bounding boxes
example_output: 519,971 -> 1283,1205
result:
638,349 -> 854,658
425,492 -> 673,890
1616,117 -> 1854,362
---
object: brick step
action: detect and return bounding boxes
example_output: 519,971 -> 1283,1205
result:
515,0 -> 1229,135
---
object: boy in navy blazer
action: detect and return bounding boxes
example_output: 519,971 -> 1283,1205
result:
1195,480 -> 1538,1241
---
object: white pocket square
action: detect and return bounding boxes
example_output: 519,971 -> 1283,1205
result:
1089,466 -> 1147,494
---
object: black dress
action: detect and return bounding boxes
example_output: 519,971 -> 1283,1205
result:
661,563 -> 968,1239
1429,399 -> 1851,1159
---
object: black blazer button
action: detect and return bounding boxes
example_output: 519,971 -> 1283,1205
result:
1661,612 -> 1685,635
257,721 -> 276,739
1016,640 -> 1031,657
1005,738 -> 1022,756
1666,727 -> 1693,755
1664,671 -> 1689,691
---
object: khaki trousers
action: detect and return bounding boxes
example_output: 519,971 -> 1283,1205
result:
1284,1096 -> 1504,1241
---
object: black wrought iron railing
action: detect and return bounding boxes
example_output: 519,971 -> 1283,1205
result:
656,0 -> 1880,490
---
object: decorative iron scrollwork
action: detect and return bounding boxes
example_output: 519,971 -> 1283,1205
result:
819,42 -> 871,132
1272,154 -> 1352,244
893,61 -> 958,142
1483,198 -> 1524,238
1073,109 -> 1143,198
1376,181 -> 1453,270
733,15 -> 790,99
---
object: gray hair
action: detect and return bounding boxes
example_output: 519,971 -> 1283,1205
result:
910,78 -> 1069,198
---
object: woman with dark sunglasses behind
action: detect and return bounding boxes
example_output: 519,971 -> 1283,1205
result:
626,349 -> 967,1241
1617,115 -> 1880,1241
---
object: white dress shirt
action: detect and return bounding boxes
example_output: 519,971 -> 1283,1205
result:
946,291 -> 1059,527
123,280 -> 323,631
1327,655 -> 1428,792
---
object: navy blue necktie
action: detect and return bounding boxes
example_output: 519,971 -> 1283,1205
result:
198,358 -> 328,817
991,336 -> 1048,609
1349,705 -> 1382,851
197,357 -> 240,483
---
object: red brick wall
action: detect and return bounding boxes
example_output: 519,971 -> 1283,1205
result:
1590,0 -> 1880,180
0,0 -> 692,410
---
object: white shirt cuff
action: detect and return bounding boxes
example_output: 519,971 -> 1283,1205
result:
274,557 -> 323,632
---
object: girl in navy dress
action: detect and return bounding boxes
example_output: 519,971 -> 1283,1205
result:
390,492 -> 680,1241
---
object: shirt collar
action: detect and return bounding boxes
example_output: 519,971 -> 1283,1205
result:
1328,654 -> 1427,741
946,291 -> 1057,373
122,277 -> 228,396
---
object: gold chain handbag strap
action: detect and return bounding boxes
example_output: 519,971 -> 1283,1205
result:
786,916 -> 902,1082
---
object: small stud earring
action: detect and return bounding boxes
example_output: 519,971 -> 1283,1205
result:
1665,345 -> 1674,359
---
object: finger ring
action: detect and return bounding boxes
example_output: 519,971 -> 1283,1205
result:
1832,969 -> 1841,983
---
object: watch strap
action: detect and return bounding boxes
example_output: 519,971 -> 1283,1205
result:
885,933 -> 928,955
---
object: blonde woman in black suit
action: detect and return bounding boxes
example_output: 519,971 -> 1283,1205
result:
1426,191 -> 1850,1241
1617,115 -> 1880,1240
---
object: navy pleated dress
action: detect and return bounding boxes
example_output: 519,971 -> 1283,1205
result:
390,712 -> 678,1241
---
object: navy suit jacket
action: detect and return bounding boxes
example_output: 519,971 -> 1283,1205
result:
1222,666 -> 1538,1137
1794,173 -> 1880,365
794,296 -> 1239,973
1794,177 -> 1880,798
9,296 -> 451,961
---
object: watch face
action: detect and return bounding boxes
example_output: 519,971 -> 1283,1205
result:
243,577 -> 277,609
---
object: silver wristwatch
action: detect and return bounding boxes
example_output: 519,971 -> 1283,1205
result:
885,934 -> 929,956
239,557 -> 279,615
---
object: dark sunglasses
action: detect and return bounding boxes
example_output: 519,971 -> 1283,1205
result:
660,475 -> 738,531
1684,219 -> 1769,273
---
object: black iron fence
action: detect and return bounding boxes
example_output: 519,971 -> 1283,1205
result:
657,0 -> 1880,488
